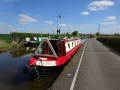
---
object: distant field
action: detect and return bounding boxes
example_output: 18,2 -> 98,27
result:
0,34 -> 10,40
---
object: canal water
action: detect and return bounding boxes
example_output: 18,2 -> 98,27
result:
0,39 -> 86,90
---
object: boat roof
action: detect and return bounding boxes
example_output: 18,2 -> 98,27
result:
33,37 -> 80,58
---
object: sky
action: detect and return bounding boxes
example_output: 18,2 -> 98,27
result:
0,0 -> 120,34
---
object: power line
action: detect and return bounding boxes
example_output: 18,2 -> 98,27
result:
111,3 -> 120,15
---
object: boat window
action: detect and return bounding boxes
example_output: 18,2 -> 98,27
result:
72,42 -> 73,46
68,43 -> 70,49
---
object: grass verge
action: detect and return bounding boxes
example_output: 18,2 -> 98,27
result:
0,40 -> 21,52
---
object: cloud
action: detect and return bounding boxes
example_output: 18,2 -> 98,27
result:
18,14 -> 38,24
0,22 -> 12,27
40,17 -> 43,19
81,24 -> 88,28
90,24 -> 96,26
37,14 -> 43,18
101,22 -> 116,24
80,25 -> 88,29
118,26 -> 120,28
8,25 -> 12,27
12,28 -> 21,32
0,22 -> 13,33
68,24 -> 73,27
0,22 -> 5,25
87,0 -> 114,11
16,28 -> 21,31
59,24 -> 67,27
0,12 -> 13,16
104,16 -> 116,20
44,21 -> 53,24
81,11 -> 89,15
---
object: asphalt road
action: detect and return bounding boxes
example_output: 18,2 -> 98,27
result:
51,38 -> 120,90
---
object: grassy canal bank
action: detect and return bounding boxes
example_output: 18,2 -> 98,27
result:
0,32 -> 88,52
0,40 -> 21,52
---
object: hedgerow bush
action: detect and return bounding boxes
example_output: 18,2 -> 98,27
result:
97,36 -> 120,52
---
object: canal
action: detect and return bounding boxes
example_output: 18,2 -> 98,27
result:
0,39 -> 86,90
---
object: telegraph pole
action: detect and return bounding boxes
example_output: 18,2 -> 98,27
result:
98,24 -> 100,35
53,30 -> 54,34
57,13 -> 62,30
57,13 -> 61,39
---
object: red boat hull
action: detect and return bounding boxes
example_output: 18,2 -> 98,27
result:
24,38 -> 82,77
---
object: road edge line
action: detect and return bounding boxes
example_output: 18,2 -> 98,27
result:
70,40 -> 88,90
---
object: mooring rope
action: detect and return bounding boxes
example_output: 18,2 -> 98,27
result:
39,58 -> 49,90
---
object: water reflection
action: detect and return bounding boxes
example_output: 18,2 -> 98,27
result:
0,39 -> 87,90
81,39 -> 87,44
10,46 -> 37,58
0,45 -> 63,90
29,71 -> 61,90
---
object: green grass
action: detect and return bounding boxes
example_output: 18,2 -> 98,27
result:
0,34 -> 10,40
0,40 -> 20,52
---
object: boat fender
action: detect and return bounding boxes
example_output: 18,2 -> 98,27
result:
23,66 -> 35,74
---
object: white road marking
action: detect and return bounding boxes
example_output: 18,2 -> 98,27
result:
70,40 -> 88,90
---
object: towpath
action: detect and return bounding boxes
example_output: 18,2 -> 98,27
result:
51,38 -> 120,90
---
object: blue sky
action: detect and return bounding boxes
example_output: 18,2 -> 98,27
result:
0,0 -> 120,34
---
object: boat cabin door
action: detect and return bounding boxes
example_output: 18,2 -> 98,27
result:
58,41 -> 64,56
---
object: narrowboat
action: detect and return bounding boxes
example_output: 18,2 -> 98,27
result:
24,37 -> 82,77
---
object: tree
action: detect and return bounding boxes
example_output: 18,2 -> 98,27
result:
72,31 -> 78,36
66,32 -> 70,38
96,32 -> 100,36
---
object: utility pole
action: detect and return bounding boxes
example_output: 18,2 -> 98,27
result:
57,13 -> 62,39
98,24 -> 100,35
69,27 -> 70,34
68,27 -> 70,38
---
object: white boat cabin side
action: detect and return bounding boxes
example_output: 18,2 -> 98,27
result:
34,38 -> 81,58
